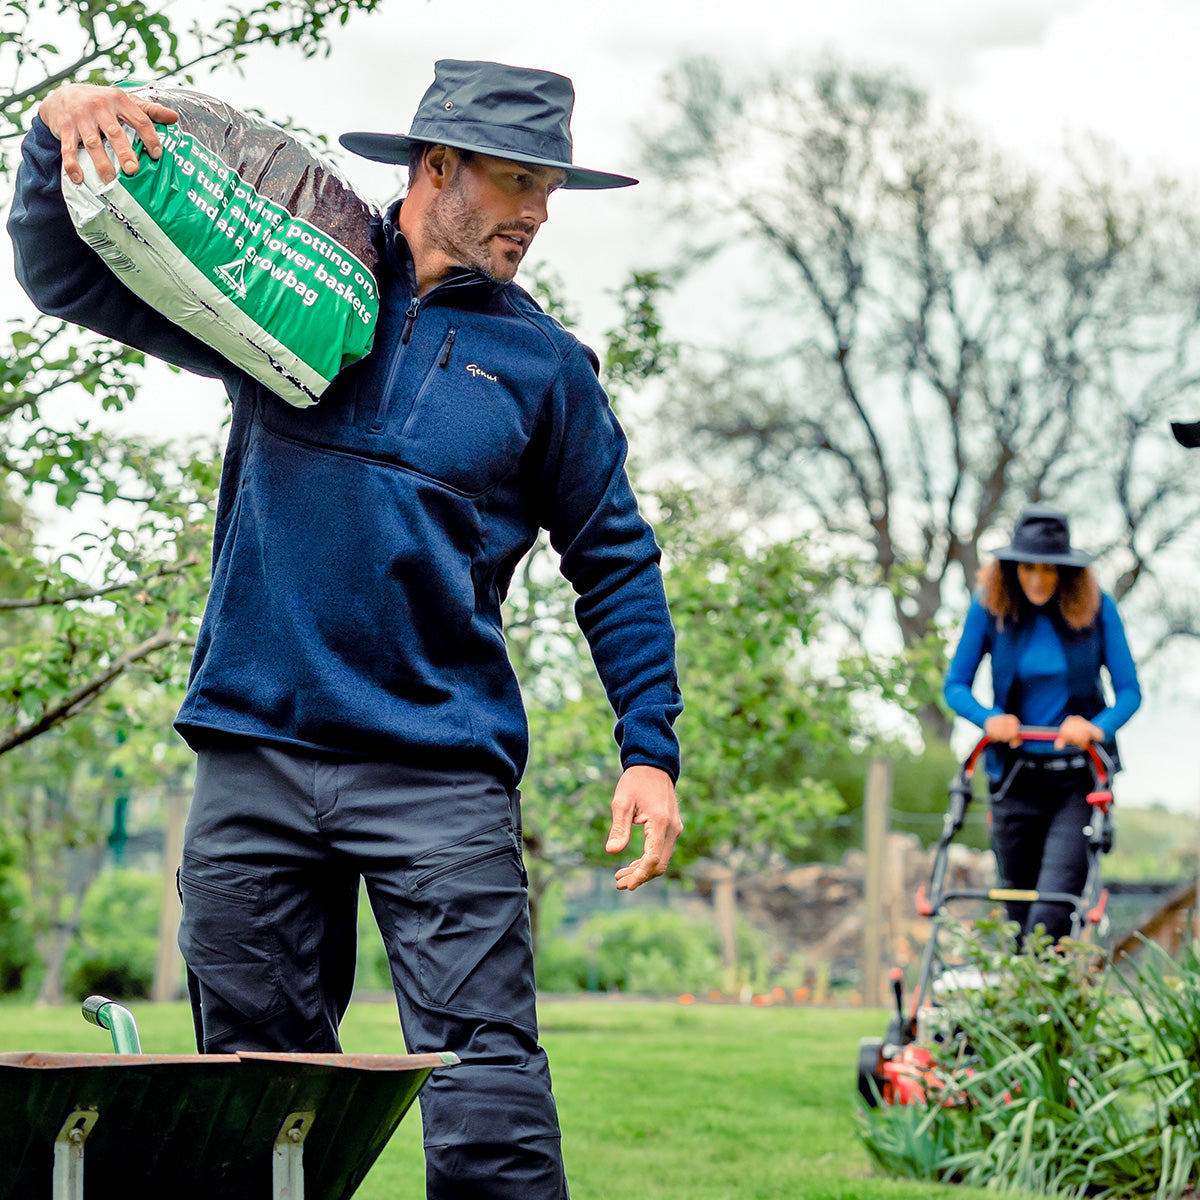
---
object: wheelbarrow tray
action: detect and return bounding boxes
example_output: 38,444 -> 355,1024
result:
0,1049 -> 453,1199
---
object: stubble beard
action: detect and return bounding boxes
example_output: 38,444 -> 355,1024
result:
426,181 -> 523,284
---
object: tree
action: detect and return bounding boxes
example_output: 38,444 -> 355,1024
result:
641,59 -> 1200,734
0,479 -> 203,1001
1,0 -> 386,761
511,480 -> 921,951
1,0 -> 388,998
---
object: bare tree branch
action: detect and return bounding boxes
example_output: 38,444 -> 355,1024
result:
0,556 -> 200,610
0,626 -> 185,757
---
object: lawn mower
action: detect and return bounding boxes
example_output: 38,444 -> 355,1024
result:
857,726 -> 1114,1107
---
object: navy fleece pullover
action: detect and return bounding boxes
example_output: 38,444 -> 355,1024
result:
9,114 -> 681,789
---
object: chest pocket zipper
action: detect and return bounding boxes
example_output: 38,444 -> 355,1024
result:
396,326 -> 459,441
370,297 -> 421,433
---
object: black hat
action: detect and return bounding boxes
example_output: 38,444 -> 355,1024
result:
339,59 -> 637,191
992,505 -> 1093,568
1172,420 -> 1200,449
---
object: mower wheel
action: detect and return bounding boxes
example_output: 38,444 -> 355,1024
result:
857,1036 -> 886,1107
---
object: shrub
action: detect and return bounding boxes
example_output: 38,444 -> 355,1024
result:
0,848 -> 35,994
62,869 -> 160,1001
857,918 -> 1200,1198
535,906 -> 769,995
1118,935 -> 1200,1163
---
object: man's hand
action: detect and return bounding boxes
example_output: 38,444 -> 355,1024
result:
1055,715 -> 1105,750
605,765 -> 682,892
984,713 -> 1023,748
40,83 -> 178,186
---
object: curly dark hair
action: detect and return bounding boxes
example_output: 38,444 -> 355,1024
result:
976,559 -> 1101,631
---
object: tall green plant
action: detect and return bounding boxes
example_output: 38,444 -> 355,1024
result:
858,920 -> 1200,1198
1117,936 -> 1200,1160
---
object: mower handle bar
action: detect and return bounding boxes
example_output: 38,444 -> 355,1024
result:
960,726 -> 1113,788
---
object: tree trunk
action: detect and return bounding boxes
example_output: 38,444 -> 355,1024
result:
711,863 -> 738,993
34,925 -> 72,1007
29,840 -> 106,1007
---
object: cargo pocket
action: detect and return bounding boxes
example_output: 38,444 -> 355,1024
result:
177,853 -> 288,1042
411,823 -> 535,1022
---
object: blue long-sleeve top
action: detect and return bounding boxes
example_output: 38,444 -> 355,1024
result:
8,114 -> 682,789
944,591 -> 1141,775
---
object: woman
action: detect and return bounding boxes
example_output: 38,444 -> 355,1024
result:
943,505 -> 1141,942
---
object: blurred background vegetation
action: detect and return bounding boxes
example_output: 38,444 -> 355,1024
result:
1,1 -> 1198,1007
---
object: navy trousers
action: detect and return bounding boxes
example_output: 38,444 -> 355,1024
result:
989,763 -> 1095,942
176,741 -> 569,1200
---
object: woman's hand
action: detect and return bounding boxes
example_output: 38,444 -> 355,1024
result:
1055,715 -> 1105,750
984,713 -> 1023,747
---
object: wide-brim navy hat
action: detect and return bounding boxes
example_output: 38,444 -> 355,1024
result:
992,504 -> 1093,568
339,59 -> 637,191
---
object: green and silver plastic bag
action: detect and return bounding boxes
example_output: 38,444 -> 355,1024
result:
61,85 -> 381,408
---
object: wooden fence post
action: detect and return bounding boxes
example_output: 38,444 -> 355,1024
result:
861,759 -> 892,1007
153,789 -> 188,1003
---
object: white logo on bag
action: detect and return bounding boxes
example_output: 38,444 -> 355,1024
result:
215,256 -> 249,300
466,363 -> 498,382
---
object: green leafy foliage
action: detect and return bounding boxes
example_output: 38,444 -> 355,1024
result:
602,271 -> 679,400
0,829 -> 35,992
534,906 -> 770,996
857,919 -> 1200,1198
1118,935 -> 1200,1161
657,489 -> 852,868
0,0 -> 388,1000
513,490 -> 883,890
62,867 -> 160,1001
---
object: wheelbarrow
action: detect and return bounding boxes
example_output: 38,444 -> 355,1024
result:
0,994 -> 458,1199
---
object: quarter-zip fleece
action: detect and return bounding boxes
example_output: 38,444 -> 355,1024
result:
9,116 -> 682,789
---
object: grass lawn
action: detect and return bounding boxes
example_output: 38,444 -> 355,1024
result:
0,996 -> 1044,1200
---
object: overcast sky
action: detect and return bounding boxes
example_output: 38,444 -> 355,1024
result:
7,0 -> 1200,813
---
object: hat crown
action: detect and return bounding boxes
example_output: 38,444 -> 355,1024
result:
409,59 -> 575,164
994,504 -> 1092,566
1011,507 -> 1072,557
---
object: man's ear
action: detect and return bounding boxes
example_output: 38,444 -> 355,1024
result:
424,144 -> 450,190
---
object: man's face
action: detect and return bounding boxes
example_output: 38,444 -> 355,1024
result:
424,150 -> 566,283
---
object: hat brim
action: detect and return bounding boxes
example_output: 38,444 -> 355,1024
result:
1172,420 -> 1200,448
994,546 -> 1094,567
338,131 -> 637,190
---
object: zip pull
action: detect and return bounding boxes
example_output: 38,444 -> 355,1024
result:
438,328 -> 457,368
401,297 -> 420,345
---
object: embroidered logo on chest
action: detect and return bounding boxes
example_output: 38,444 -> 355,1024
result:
465,363 -> 498,383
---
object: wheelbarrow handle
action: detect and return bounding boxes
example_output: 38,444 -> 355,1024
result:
82,995 -> 142,1054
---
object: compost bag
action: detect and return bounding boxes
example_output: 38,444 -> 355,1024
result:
61,85 -> 381,407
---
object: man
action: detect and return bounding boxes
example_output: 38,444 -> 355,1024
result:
10,60 -> 682,1198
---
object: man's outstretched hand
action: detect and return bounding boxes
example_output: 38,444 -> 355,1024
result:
606,764 -> 682,891
40,83 -> 178,185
